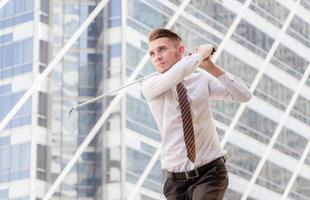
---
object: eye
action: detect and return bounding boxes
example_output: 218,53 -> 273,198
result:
149,52 -> 154,57
158,47 -> 166,52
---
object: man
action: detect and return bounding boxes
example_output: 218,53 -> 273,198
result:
141,28 -> 252,200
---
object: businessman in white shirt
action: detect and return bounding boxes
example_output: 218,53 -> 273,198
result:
142,28 -> 252,200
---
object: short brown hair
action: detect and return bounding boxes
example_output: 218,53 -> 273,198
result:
148,28 -> 182,43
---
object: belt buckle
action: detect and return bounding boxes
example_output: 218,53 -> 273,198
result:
185,168 -> 199,179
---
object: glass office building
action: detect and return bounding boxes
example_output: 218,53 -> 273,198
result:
0,0 -> 310,199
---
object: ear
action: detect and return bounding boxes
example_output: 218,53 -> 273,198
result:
177,44 -> 185,57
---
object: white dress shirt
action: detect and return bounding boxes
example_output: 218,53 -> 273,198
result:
142,53 -> 252,172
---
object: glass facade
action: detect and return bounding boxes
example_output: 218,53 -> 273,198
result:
47,0 -> 102,199
0,0 -> 310,199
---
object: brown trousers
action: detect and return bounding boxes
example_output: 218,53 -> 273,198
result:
163,158 -> 229,200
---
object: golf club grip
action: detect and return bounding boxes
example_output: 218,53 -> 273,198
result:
211,47 -> 216,55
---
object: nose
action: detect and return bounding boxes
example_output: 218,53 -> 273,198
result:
154,52 -> 162,61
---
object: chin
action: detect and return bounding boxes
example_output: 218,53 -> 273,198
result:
156,64 -> 171,73
159,68 -> 168,73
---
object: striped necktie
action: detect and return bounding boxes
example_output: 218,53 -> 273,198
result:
176,82 -> 196,163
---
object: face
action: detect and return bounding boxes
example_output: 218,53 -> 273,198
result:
148,37 -> 184,73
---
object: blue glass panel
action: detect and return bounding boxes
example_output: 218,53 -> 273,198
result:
22,12 -> 34,23
19,116 -> 31,127
78,88 -> 96,96
0,97 -> 2,119
109,0 -> 121,17
87,38 -> 97,48
22,99 -> 32,114
13,12 -> 33,26
10,145 -> 20,170
10,171 -> 19,181
0,84 -> 11,94
5,44 -> 13,67
0,6 -> 3,19
13,63 -> 33,76
0,33 -> 12,44
0,46 -> 3,68
23,63 -> 32,73
2,45 -> 8,68
1,95 -> 11,116
20,143 -> 30,168
19,169 -> 30,179
0,136 -> 10,145
4,33 -> 12,43
10,116 -> 31,128
0,147 -> 10,171
4,18 -> 13,29
14,15 -> 24,25
25,0 -> 35,12
108,43 -> 121,58
109,18 -> 121,28
23,38 -> 33,62
81,152 -> 96,161
4,1 -> 14,17
0,189 -> 8,198
2,68 -> 13,78
13,66 -> 24,75
0,173 -> 9,183
15,41 -> 23,64
14,0 -> 25,14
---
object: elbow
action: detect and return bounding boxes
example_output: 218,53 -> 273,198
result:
141,86 -> 153,101
241,91 -> 252,103
141,84 -> 157,101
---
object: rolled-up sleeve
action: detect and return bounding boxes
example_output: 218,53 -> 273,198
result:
208,72 -> 252,102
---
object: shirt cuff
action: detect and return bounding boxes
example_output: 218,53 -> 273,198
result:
217,72 -> 234,85
191,53 -> 203,70
195,53 -> 203,66
183,53 -> 203,75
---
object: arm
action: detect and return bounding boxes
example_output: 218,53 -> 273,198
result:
200,59 -> 252,102
142,53 -> 202,101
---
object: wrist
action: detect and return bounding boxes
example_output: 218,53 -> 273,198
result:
201,62 -> 225,77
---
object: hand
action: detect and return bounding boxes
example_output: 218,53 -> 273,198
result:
196,44 -> 214,60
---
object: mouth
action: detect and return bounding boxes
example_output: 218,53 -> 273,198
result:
157,62 -> 165,67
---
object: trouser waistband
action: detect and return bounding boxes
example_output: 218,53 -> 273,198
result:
165,156 -> 226,180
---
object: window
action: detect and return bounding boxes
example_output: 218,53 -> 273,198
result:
38,92 -> 47,127
272,44 -> 308,79
257,161 -> 292,193
237,108 -> 277,144
292,95 -> 310,125
255,75 -> 294,111
0,146 -> 10,171
233,20 -> 274,57
0,189 -> 8,199
37,144 -> 47,181
226,143 -> 260,180
275,127 -> 307,159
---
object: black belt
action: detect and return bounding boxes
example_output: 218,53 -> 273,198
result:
166,156 -> 226,180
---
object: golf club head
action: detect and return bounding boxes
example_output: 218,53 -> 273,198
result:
66,106 -> 78,120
